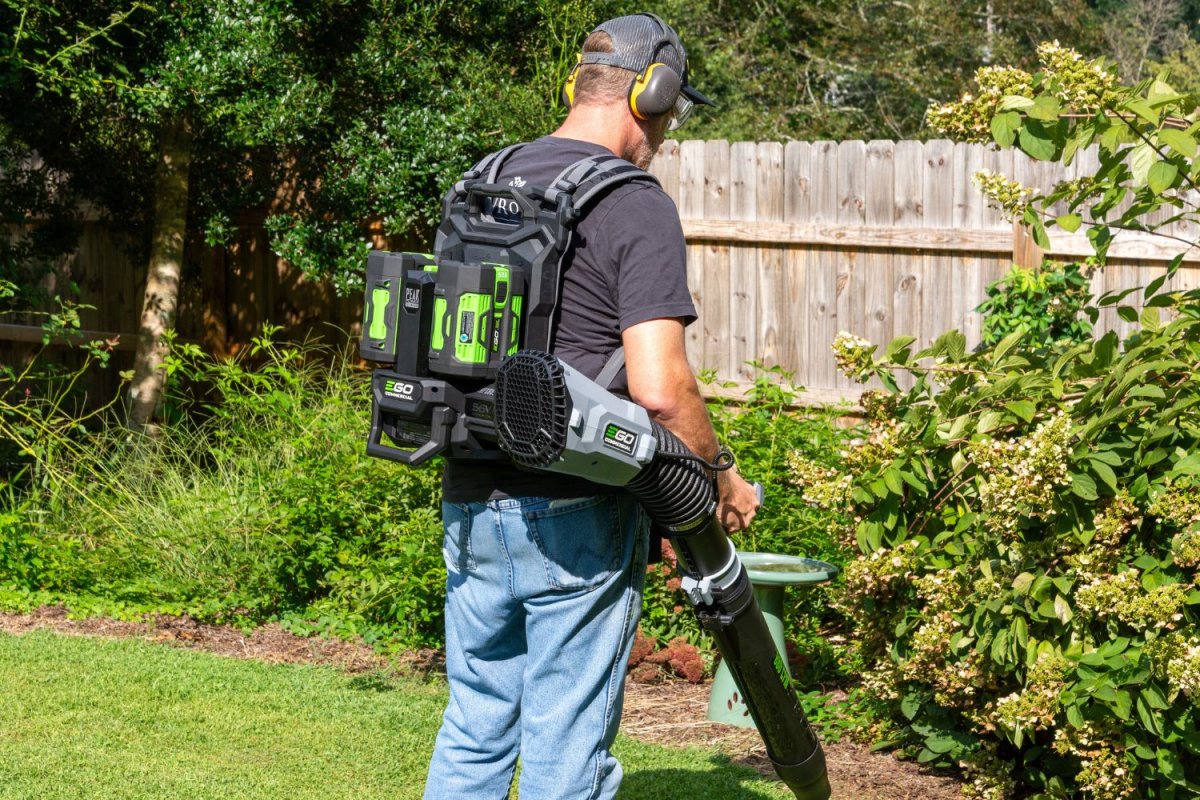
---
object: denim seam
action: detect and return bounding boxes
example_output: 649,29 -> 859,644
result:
460,503 -> 477,571
495,505 -> 518,601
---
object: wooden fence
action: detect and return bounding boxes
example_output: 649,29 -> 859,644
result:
646,139 -> 1200,403
5,139 -> 1200,404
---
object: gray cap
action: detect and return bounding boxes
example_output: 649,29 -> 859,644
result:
582,12 -> 713,106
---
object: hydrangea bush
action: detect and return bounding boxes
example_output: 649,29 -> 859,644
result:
802,317 -> 1200,798
799,45 -> 1200,797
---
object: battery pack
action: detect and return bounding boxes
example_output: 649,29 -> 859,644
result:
427,261 -> 525,379
360,251 -> 434,363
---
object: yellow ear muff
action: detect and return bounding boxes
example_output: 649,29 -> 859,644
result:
629,62 -> 681,120
563,55 -> 582,108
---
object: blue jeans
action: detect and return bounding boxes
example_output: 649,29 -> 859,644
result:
423,494 -> 649,800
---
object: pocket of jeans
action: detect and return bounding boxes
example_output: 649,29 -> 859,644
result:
527,496 -> 622,591
441,502 -> 475,573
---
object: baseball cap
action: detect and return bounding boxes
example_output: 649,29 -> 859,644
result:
581,12 -> 713,128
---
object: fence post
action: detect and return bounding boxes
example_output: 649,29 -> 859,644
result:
1012,221 -> 1044,268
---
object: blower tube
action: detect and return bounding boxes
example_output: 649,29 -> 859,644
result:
494,351 -> 830,800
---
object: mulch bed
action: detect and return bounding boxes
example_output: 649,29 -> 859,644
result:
0,606 -> 963,799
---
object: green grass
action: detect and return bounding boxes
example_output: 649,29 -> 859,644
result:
0,631 -> 791,799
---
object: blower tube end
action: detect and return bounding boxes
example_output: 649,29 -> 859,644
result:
773,748 -> 832,800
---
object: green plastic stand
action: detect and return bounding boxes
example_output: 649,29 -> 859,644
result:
706,553 -> 838,727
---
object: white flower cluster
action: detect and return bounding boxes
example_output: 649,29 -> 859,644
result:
994,652 -> 1069,733
1036,41 -> 1118,110
1150,634 -> 1200,700
1173,527 -> 1200,569
960,741 -> 1018,800
787,455 -> 854,511
974,169 -> 1035,221
1165,639 -> 1200,700
831,331 -> 875,383
1075,570 -> 1188,631
1053,722 -> 1136,800
969,411 -> 1071,531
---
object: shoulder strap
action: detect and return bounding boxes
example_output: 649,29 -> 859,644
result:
595,346 -> 626,390
465,143 -> 524,182
544,155 -> 659,218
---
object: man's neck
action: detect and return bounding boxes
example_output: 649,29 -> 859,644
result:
552,104 -> 633,160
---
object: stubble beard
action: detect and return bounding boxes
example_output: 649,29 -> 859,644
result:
627,118 -> 668,169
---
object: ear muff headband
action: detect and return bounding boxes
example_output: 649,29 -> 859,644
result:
562,55 -> 582,108
629,61 -> 681,120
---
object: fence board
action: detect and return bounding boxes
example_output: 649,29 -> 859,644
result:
678,140 -> 706,372
756,142 -> 785,370
808,141 -> 840,391
923,140 -> 956,351
893,140 -> 924,345
730,142 -> 758,381
782,141 -> 812,382
702,140 -> 731,374
864,140 -> 895,357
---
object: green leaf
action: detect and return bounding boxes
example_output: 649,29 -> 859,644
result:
900,692 -> 922,720
1004,400 -> 1037,422
1143,684 -> 1171,710
991,111 -> 1020,148
925,733 -> 963,754
1066,702 -> 1085,729
1173,453 -> 1200,475
885,335 -> 917,361
1159,129 -> 1197,158
1125,98 -> 1160,125
1114,689 -> 1133,720
916,747 -> 940,764
1054,594 -> 1073,625
1141,306 -> 1161,331
999,95 -> 1035,111
1089,459 -> 1118,493
1148,160 -> 1179,195
1018,121 -> 1057,161
1130,142 -> 1157,186
1159,748 -> 1187,785
1071,472 -> 1098,501
1118,306 -> 1139,323
1027,95 -> 1061,121
1011,616 -> 1028,649
1056,213 -> 1082,233
977,410 -> 1004,434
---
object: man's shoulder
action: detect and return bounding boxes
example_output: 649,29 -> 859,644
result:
585,179 -> 678,230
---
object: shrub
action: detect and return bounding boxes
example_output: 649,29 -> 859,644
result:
794,299 -> 1200,796
977,260 -> 1095,349
3,329 -> 447,648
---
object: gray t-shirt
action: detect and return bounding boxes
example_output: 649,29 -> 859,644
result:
441,136 -> 697,502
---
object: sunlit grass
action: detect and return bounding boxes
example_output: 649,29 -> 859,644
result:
0,631 -> 790,799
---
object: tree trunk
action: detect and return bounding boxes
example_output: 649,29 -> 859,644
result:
126,118 -> 192,431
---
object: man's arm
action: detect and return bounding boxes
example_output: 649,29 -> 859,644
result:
623,317 -> 760,531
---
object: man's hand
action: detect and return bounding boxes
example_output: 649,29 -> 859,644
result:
624,317 -> 761,532
716,467 -> 760,532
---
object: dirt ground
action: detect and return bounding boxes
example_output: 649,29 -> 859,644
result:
0,607 -> 963,799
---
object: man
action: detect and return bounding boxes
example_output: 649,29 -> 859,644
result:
424,13 -> 760,800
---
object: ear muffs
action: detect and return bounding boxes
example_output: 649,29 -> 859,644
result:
629,62 -> 681,120
562,56 -> 582,108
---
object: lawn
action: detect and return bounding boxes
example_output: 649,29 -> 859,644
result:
0,630 -> 790,800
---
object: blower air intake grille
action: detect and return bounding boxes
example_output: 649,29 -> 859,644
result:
495,350 -> 573,468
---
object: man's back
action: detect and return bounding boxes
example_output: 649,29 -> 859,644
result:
440,135 -> 695,503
